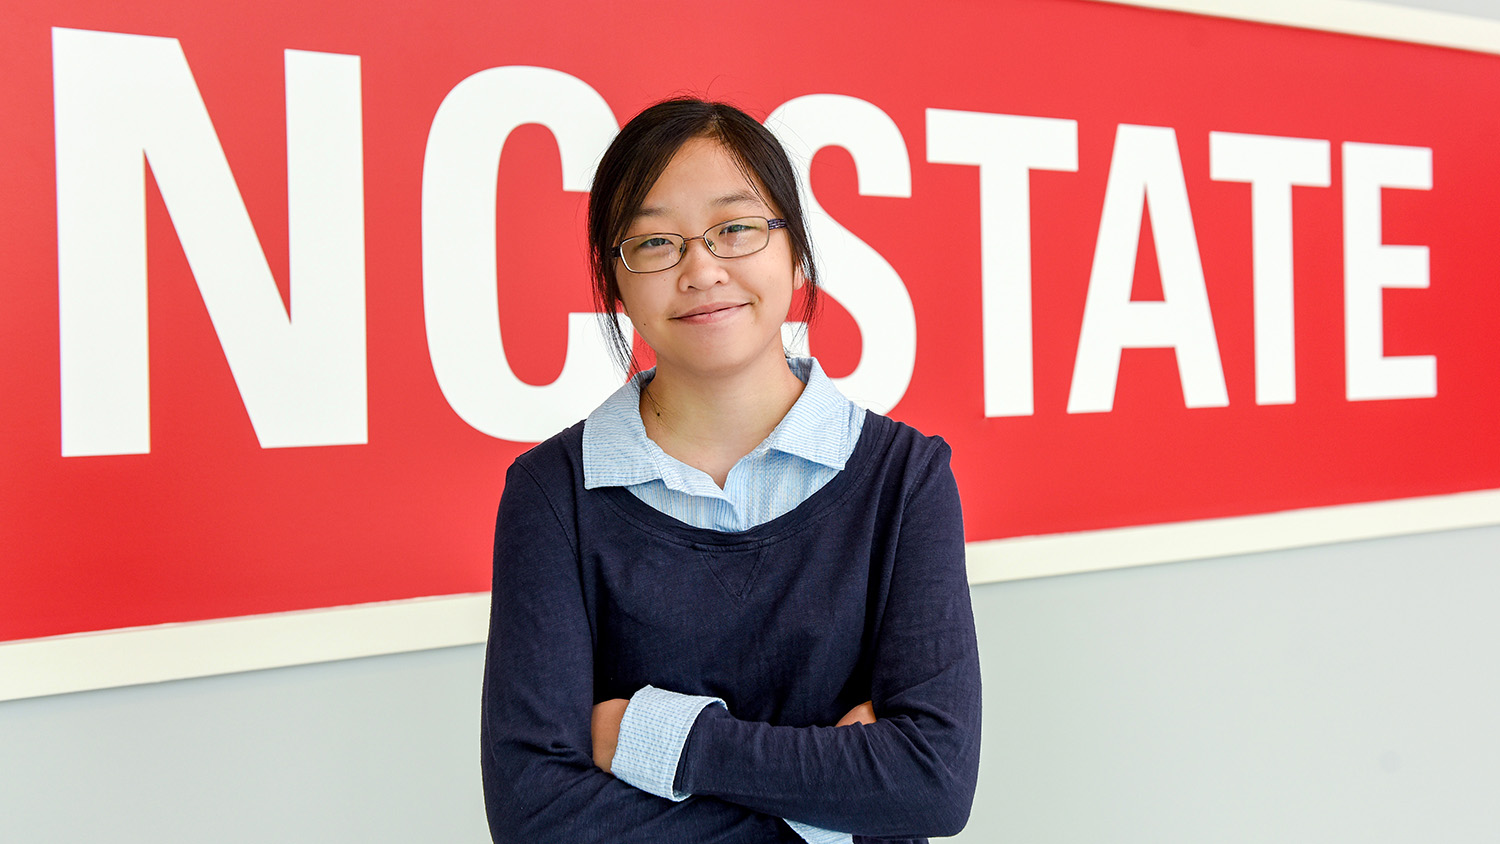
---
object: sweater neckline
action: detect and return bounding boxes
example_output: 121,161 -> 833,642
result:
592,410 -> 890,548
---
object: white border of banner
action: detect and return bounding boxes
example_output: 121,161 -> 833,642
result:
5,0 -> 1499,701
0,594 -> 493,702
1101,0 -> 1500,54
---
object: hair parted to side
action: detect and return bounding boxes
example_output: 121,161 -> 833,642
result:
587,97 -> 819,375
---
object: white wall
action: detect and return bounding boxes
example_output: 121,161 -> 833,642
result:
0,645 -> 488,842
959,524 -> 1500,842
1368,0 -> 1500,15
3,523 -> 1496,842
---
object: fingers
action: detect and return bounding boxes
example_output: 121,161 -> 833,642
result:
835,700 -> 876,727
591,698 -> 630,773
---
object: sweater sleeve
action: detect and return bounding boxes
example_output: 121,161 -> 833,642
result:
673,444 -> 982,839
614,687 -> 851,843
480,461 -> 797,844
612,685 -> 727,801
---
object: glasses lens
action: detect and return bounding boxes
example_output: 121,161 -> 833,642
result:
709,217 -> 770,258
616,217 -> 774,272
619,233 -> 685,273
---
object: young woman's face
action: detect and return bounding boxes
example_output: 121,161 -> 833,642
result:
614,136 -> 802,380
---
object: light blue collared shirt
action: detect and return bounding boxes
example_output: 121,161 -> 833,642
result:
582,357 -> 865,532
582,356 -> 862,844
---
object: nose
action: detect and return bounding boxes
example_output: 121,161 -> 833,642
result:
675,236 -> 727,289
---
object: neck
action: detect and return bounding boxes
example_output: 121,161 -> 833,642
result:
639,354 -> 806,487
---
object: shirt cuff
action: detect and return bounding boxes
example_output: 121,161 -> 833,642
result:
610,684 -> 726,801
786,819 -> 854,844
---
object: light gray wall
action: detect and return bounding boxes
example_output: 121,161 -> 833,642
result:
1368,0 -> 1500,16
4,1 -> 1497,841
4,523 -> 1497,843
957,524 -> 1500,843
0,643 -> 491,843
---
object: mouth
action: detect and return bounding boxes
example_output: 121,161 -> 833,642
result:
672,302 -> 747,321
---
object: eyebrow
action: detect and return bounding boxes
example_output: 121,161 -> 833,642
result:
632,190 -> 768,222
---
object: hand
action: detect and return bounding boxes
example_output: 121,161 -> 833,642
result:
836,700 -> 876,727
591,698 -> 629,774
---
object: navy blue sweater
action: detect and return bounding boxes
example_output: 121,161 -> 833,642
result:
481,412 -> 981,843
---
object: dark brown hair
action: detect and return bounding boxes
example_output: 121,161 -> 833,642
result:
587,97 -> 819,374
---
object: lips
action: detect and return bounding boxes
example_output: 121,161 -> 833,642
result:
672,302 -> 747,320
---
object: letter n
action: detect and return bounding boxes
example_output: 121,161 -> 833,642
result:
54,27 -> 365,456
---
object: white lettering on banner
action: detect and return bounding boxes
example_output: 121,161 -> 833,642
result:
1342,142 -> 1437,401
1209,132 -> 1332,406
50,31 -> 1441,449
927,110 -> 1079,418
54,28 -> 367,457
767,95 -> 916,415
1070,124 -> 1229,414
421,66 -> 625,442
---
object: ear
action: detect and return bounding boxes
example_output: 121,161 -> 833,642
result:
792,262 -> 807,291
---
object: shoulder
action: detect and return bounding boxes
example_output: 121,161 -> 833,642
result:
494,423 -> 589,554
858,411 -> 954,477
502,422 -> 586,506
511,421 -> 585,473
841,411 -> 960,520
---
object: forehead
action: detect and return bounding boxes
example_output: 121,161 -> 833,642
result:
631,137 -> 773,223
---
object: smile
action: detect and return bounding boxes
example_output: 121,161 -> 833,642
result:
672,303 -> 747,324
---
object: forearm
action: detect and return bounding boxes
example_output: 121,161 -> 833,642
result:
673,662 -> 980,838
601,687 -> 852,844
481,717 -> 794,843
482,616 -> 801,843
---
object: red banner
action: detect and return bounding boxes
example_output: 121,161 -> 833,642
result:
3,0 -> 1497,643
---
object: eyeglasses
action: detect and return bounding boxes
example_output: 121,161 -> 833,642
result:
612,216 -> 788,274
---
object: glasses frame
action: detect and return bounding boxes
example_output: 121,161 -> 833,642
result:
612,217 -> 788,274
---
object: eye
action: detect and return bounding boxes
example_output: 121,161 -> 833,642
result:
621,234 -> 682,260
716,221 -> 760,236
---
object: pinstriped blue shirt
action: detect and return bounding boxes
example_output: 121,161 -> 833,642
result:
582,357 -> 865,532
581,356 -> 863,844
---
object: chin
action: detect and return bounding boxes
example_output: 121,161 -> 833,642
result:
666,342 -> 775,378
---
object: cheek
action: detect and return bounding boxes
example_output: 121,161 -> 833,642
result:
614,273 -> 645,317
614,279 -> 665,345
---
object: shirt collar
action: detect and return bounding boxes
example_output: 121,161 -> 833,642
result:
581,370 -> 662,490
581,357 -> 857,491
762,357 -> 858,470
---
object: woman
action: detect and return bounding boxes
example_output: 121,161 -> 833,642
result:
481,98 -> 980,844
